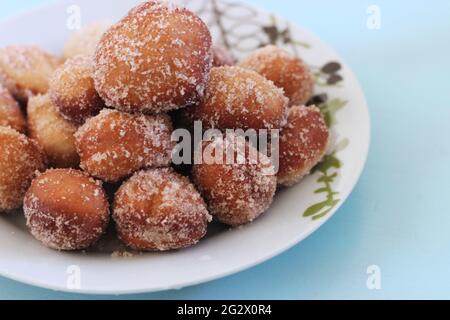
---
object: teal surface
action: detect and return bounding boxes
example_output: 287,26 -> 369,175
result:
0,0 -> 449,299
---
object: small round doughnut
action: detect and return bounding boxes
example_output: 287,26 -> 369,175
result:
212,46 -> 235,67
75,109 -> 174,182
94,1 -> 213,113
63,21 -> 111,59
24,169 -> 110,250
192,66 -> 288,131
113,168 -> 211,251
278,105 -> 329,187
0,126 -> 47,212
239,45 -> 314,107
0,85 -> 26,133
192,134 -> 277,226
49,55 -> 104,124
27,94 -> 79,168
0,45 -> 61,103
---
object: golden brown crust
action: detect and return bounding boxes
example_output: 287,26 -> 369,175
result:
24,169 -> 110,250
0,45 -> 61,103
0,85 -> 26,133
27,94 -> 79,168
278,105 -> 329,187
49,55 -> 104,124
192,66 -> 288,131
192,134 -> 277,226
0,126 -> 47,212
113,168 -> 211,251
239,45 -> 314,107
75,109 -> 174,182
93,1 -> 213,113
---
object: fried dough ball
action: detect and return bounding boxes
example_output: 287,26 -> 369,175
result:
94,1 -> 213,113
27,94 -> 79,168
49,55 -> 104,124
24,169 -> 110,250
63,21 -> 111,59
113,168 -> 211,251
0,45 -> 61,103
0,126 -> 47,212
0,85 -> 26,133
239,45 -> 314,107
212,46 -> 235,67
192,134 -> 277,226
278,105 -> 329,187
75,109 -> 174,182
191,66 -> 288,131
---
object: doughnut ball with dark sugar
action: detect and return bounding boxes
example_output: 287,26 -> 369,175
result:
278,105 -> 329,187
190,66 -> 288,131
24,169 -> 110,250
0,126 -> 47,212
49,55 -> 104,125
192,134 -> 277,226
113,168 -> 211,251
239,45 -> 314,107
94,1 -> 213,113
75,109 -> 174,182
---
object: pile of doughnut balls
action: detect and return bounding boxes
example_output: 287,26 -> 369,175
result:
0,1 -> 329,252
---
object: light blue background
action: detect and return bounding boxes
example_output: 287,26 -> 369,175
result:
1,0 -> 449,300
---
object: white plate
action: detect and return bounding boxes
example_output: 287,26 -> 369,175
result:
0,0 -> 370,294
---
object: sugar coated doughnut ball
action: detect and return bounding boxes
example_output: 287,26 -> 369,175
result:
278,105 -> 329,187
24,169 -> 110,250
0,126 -> 47,212
94,1 -> 213,113
192,134 -> 277,226
49,55 -> 104,124
63,21 -> 111,59
113,168 -> 211,251
27,94 -> 79,168
212,46 -> 235,67
75,109 -> 174,182
239,45 -> 314,107
192,66 -> 288,131
0,85 -> 26,133
0,45 -> 61,103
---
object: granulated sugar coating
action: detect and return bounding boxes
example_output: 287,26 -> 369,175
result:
75,109 -> 174,182
49,55 -> 105,124
192,134 -> 277,226
24,169 -> 110,251
0,0 -> 338,253
0,126 -> 47,212
191,66 -> 288,131
278,105 -> 329,187
27,94 -> 79,168
0,45 -> 61,103
94,1 -> 213,113
239,45 -> 314,107
63,21 -> 111,59
113,168 -> 212,251
0,84 -> 26,133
